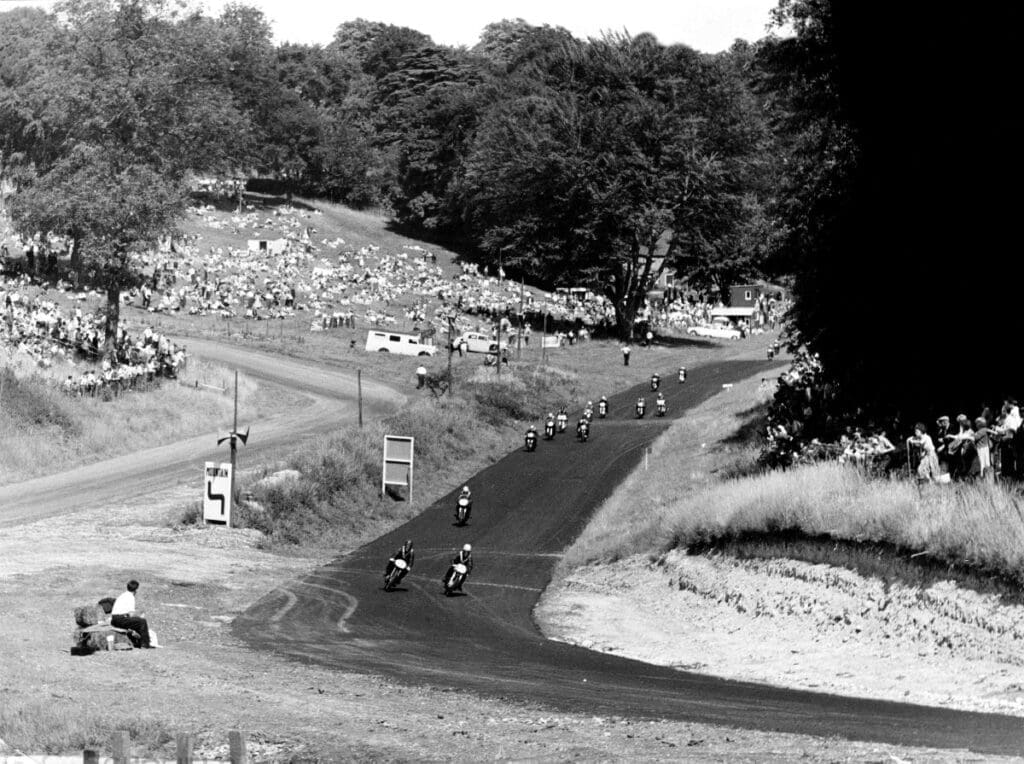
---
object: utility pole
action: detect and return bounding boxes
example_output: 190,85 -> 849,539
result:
216,370 -> 248,524
496,252 -> 502,382
517,278 -> 524,359
447,313 -> 455,396
357,369 -> 363,428
541,313 -> 548,364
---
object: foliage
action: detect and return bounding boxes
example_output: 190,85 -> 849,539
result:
755,0 -> 1021,426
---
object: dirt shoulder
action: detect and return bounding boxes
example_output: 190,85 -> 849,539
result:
0,492 -> 1004,761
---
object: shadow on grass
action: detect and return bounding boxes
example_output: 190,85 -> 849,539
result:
693,529 -> 1024,607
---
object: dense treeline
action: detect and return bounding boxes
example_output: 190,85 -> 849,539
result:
760,0 -> 1020,432
1,2 -> 788,345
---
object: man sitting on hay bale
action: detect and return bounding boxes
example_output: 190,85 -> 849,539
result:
111,579 -> 159,649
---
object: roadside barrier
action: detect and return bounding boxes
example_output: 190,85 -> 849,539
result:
82,729 -> 249,764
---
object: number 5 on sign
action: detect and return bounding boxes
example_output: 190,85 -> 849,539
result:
203,461 -> 232,526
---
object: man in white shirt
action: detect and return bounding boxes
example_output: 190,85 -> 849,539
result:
111,580 -> 155,648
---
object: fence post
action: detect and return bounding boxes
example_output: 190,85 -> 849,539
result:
111,730 -> 131,764
229,730 -> 247,764
176,733 -> 193,764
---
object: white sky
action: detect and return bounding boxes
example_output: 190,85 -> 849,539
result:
4,0 -> 782,51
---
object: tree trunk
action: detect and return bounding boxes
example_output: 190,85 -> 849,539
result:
104,286 -> 121,359
70,234 -> 81,272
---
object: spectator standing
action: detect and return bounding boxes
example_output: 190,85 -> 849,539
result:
973,417 -> 993,480
622,344 -> 631,366
415,364 -> 427,389
907,423 -> 940,483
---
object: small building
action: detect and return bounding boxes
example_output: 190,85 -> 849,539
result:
247,238 -> 289,256
729,284 -> 762,308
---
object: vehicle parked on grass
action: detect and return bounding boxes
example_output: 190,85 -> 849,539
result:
365,330 -> 437,356
686,317 -> 742,340
450,331 -> 507,354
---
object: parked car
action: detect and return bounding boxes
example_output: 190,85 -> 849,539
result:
450,331 -> 507,354
686,317 -> 742,340
365,330 -> 437,357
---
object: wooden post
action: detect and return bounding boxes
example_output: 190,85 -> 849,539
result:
111,730 -> 131,764
541,313 -> 548,364
176,733 -> 193,764
83,750 -> 100,764
496,252 -> 502,382
357,369 -> 363,428
229,730 -> 246,764
230,370 -> 238,525
517,278 -> 524,359
446,315 -> 454,397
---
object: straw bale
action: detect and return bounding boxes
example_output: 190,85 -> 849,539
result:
74,604 -> 101,627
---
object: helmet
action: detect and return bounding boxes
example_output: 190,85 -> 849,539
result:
587,400 -> 593,406
600,396 -> 607,401
463,543 -> 472,552
529,424 -> 536,430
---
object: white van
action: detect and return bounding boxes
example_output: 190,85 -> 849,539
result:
365,330 -> 437,357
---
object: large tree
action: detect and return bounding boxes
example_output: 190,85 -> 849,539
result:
758,0 -> 1021,428
459,33 -> 768,336
4,0 -> 252,353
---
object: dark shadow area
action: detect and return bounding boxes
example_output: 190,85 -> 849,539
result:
690,529 -> 1024,607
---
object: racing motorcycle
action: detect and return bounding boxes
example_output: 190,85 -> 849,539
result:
650,373 -> 660,391
678,366 -> 687,383
443,563 -> 469,596
384,558 -> 409,592
544,417 -> 556,439
556,411 -> 568,433
635,397 -> 646,418
577,420 -> 590,443
597,398 -> 608,418
455,496 -> 472,526
525,428 -> 538,451
656,396 -> 667,417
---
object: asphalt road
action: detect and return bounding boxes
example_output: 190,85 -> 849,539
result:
234,359 -> 1024,755
0,338 -> 404,527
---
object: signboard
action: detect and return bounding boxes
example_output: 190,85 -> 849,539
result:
203,461 -> 232,526
542,336 -> 562,349
382,436 -> 414,504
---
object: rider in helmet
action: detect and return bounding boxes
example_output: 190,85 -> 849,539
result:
384,538 -> 415,581
460,485 -> 472,501
656,392 -> 666,412
444,543 -> 474,591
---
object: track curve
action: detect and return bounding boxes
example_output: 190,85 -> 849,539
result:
0,339 -> 404,527
234,359 -> 1024,755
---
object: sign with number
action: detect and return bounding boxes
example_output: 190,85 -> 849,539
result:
382,436 -> 414,504
203,461 -> 232,526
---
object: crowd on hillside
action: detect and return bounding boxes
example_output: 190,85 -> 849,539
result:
1,273 -> 186,396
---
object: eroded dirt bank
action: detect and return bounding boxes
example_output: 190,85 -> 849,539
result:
537,544 -> 1024,718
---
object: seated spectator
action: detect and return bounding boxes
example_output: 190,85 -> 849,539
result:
110,579 -> 158,649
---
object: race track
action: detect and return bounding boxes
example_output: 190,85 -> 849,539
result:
234,359 -> 1024,755
0,338 -> 404,527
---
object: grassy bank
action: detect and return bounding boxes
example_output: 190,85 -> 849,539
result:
185,363 -> 581,551
0,356 -> 269,485
561,371 -> 1024,587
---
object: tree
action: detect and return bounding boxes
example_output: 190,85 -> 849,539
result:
459,34 -> 767,337
4,0 -> 253,353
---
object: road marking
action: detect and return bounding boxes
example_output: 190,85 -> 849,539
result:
469,581 -> 544,593
268,588 -> 297,623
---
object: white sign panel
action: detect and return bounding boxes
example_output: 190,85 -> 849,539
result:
203,461 -> 232,526
382,436 -> 414,504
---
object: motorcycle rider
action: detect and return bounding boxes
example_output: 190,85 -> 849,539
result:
636,396 -> 646,417
525,424 -> 538,449
444,543 -> 474,591
656,392 -> 667,416
598,396 -> 608,417
651,373 -> 660,391
545,412 -> 556,438
459,485 -> 472,504
384,539 -> 415,582
583,400 -> 594,422
577,416 -> 590,440
556,406 -> 569,432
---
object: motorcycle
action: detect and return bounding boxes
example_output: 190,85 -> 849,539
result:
525,431 -> 538,451
656,399 -> 667,417
444,562 -> 469,596
650,374 -> 660,391
678,366 -> 687,383
556,412 -> 568,433
544,419 -> 556,439
636,399 -> 646,418
577,421 -> 590,442
597,399 -> 608,418
583,406 -> 593,423
384,558 -> 409,591
455,496 -> 472,526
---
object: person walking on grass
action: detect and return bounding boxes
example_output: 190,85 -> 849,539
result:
621,344 -> 631,366
907,423 -> 940,483
415,364 -> 427,389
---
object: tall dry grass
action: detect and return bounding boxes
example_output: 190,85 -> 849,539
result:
564,448 -> 1024,585
0,356 -> 260,485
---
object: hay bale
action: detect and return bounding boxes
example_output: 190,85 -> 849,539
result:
74,604 -> 101,627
